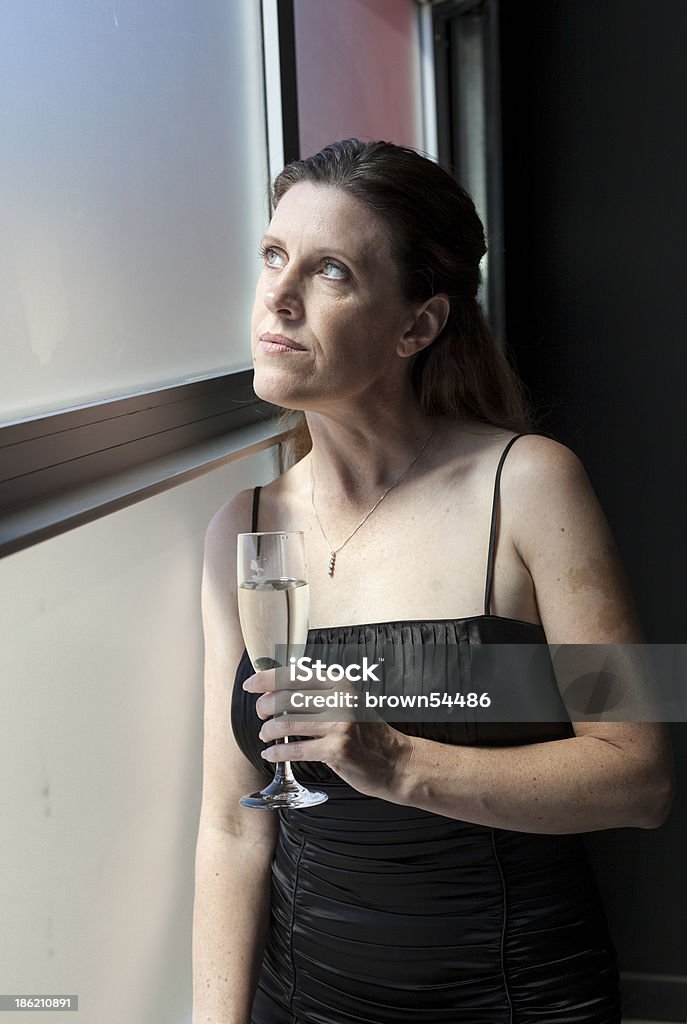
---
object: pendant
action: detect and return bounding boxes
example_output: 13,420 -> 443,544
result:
327,551 -> 336,577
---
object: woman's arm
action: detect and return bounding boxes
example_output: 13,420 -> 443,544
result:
254,436 -> 675,833
393,725 -> 672,833
192,493 -> 278,1024
393,436 -> 675,832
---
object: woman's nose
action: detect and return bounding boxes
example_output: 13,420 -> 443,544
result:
263,273 -> 303,319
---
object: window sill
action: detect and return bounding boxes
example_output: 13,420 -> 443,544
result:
0,419 -> 285,559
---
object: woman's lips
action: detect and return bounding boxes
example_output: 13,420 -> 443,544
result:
259,333 -> 307,353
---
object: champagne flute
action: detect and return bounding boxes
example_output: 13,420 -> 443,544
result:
237,531 -> 328,809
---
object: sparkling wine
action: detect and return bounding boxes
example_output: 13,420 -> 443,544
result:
238,577 -> 309,671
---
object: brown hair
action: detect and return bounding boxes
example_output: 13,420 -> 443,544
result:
271,139 -> 532,462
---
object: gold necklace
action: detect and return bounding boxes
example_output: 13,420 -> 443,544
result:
309,426 -> 436,577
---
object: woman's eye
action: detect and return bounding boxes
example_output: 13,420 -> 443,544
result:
321,259 -> 347,280
259,245 -> 284,268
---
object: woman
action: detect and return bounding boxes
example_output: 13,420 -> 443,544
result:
192,139 -> 674,1024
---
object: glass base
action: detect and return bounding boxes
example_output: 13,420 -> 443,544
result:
240,776 -> 329,810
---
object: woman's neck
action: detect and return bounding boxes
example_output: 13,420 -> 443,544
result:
304,404 -> 440,508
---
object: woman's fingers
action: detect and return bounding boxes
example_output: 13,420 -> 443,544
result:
260,723 -> 365,764
241,668 -> 279,693
260,737 -> 327,763
244,669 -> 360,721
243,667 -> 357,696
258,715 -> 332,743
258,711 -> 364,742
255,687 -> 356,720
243,668 -> 313,719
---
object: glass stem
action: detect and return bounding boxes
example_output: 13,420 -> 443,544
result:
274,735 -> 296,784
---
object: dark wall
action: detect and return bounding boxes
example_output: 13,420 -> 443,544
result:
499,2 -> 687,1019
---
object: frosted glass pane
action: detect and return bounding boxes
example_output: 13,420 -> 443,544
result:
0,1 -> 267,424
294,0 -> 423,158
0,445 -> 279,1023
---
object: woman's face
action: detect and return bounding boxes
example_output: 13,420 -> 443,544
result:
251,182 -> 417,410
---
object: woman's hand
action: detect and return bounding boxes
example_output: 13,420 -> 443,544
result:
242,669 -> 413,801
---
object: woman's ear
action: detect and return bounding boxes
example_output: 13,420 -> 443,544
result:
396,295 -> 450,358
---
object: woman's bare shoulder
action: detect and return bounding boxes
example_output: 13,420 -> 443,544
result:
202,489 -> 257,600
496,433 -> 596,533
503,431 -> 583,471
498,433 -> 591,515
497,434 -> 645,643
206,487 -> 255,543
203,473 -> 304,577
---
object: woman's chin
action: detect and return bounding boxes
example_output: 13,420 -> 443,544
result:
252,372 -> 309,410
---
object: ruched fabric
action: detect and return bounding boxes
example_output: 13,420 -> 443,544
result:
231,617 -> 623,1024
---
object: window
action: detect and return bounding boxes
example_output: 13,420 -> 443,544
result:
0,1 -> 281,558
292,0 -> 425,157
432,0 -> 505,338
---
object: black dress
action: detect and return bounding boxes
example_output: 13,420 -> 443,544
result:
231,436 -> 622,1024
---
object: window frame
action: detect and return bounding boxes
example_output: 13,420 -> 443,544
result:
0,373 -> 284,558
431,0 -> 506,342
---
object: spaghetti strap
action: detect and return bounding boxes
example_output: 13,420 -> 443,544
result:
251,486 -> 262,532
484,434 -> 530,616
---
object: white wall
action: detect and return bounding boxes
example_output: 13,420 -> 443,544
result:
0,446 -> 279,1024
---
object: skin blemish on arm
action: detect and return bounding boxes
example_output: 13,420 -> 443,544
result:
563,552 -> 636,635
